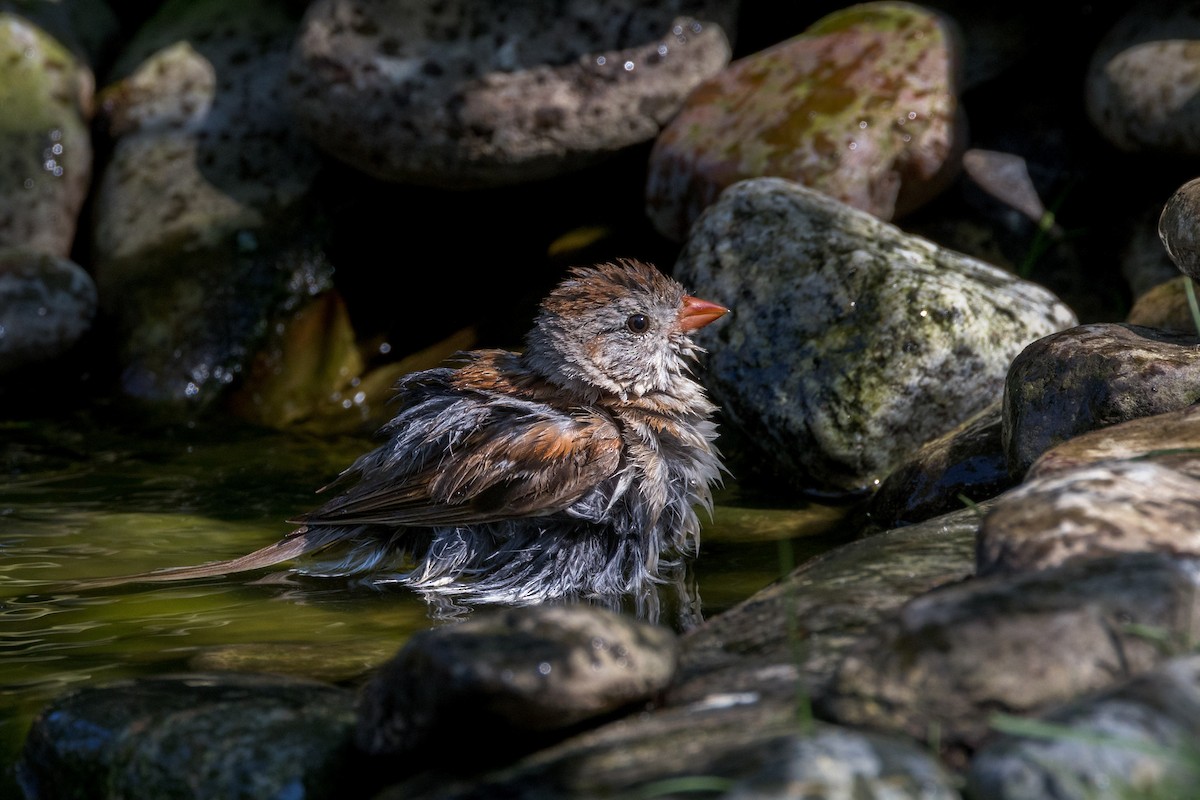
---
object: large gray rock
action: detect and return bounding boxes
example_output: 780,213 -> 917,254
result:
674,177 -> 1077,494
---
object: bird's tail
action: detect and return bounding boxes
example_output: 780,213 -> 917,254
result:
69,526 -> 342,591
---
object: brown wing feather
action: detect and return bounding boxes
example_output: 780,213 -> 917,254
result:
292,412 -> 622,528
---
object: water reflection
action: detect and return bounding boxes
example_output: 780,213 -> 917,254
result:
0,413 -> 850,795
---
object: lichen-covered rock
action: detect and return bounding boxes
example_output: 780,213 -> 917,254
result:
90,0 -> 330,409
674,177 -> 1077,494
1086,5 -> 1200,154
0,248 -> 96,374
1002,323 -> 1200,477
646,1 -> 965,241
0,10 -> 95,258
289,0 -> 736,188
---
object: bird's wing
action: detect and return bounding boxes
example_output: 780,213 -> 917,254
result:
290,389 -> 623,529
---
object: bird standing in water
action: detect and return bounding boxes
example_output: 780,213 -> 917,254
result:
84,259 -> 729,608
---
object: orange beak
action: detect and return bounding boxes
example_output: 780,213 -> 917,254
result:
678,294 -> 730,331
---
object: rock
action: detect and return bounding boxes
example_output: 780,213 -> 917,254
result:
0,248 -> 97,375
1086,4 -> 1200,154
968,655 -> 1200,800
0,8 -> 95,258
1126,276 -> 1199,333
820,553 -> 1200,763
17,673 -> 360,800
288,0 -> 736,188
355,604 -> 679,764
646,1 -> 965,242
1159,174 -> 1200,282
90,0 -> 330,409
1026,403 -> 1200,480
1002,323 -> 1200,477
867,400 -> 1012,529
674,176 -> 1076,494
977,459 -> 1200,577
674,503 -> 981,703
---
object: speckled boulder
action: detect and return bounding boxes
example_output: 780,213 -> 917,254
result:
978,460 -> 1200,577
821,553 -> 1200,760
356,604 -> 678,761
0,9 -> 96,258
646,1 -> 965,242
90,0 -> 331,409
1027,403 -> 1200,481
0,248 -> 97,374
1002,323 -> 1200,478
674,177 -> 1077,494
1086,4 -> 1200,154
288,0 -> 737,188
968,655 -> 1200,800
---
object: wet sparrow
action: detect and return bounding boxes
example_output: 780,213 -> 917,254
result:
84,259 -> 729,607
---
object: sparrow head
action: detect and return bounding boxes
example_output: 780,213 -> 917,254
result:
524,259 -> 729,401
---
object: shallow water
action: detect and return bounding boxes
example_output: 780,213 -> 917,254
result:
0,409 -> 851,796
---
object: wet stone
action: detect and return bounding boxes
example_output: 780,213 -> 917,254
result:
355,604 -> 679,765
1159,175 -> 1200,283
1086,5 -> 1200,154
1125,276 -> 1199,333
17,672 -> 360,800
867,400 -> 1012,529
819,553 -> 1200,763
968,655 -> 1200,800
0,9 -> 95,258
978,459 -> 1200,577
1002,323 -> 1200,478
0,248 -> 97,375
1026,403 -> 1200,481
288,0 -> 736,188
674,176 -> 1076,495
89,0 -> 330,409
646,1 -> 965,241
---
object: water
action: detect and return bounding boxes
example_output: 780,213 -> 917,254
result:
0,409 -> 850,796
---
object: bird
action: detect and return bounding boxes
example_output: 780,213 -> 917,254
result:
78,259 -> 730,610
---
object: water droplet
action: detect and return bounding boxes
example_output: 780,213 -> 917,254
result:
858,120 -> 868,129
378,342 -> 391,355
690,21 -> 702,32
341,398 -> 353,409
353,391 -> 366,405
596,55 -> 606,66
36,307 -> 47,317
907,111 -> 917,120
49,129 -> 62,142
22,178 -> 34,190
185,382 -> 200,397
538,662 -> 552,675
848,141 -> 858,150
623,60 -> 635,71
657,43 -> 668,57
919,309 -> 927,318
672,24 -> 683,35
51,143 -> 63,155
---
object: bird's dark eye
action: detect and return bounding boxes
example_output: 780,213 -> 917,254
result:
625,313 -> 649,334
